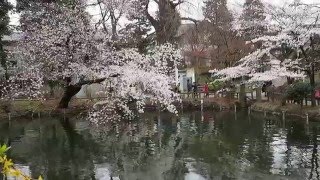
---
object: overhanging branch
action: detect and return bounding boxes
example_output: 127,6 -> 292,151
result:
76,74 -> 120,86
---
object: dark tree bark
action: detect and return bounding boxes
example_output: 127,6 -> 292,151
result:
57,77 -> 107,109
239,83 -> 246,108
57,84 -> 82,109
145,0 -> 182,44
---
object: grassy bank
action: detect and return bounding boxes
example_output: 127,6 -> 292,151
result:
0,99 -> 95,119
0,97 -> 238,119
251,101 -> 320,120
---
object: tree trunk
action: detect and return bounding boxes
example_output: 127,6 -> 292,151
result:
57,85 -> 82,109
256,87 -> 262,102
310,65 -> 316,107
145,0 -> 181,44
110,13 -> 118,40
57,77 -> 109,109
239,83 -> 246,108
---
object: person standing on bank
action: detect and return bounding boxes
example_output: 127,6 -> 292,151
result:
192,82 -> 198,98
203,82 -> 209,98
187,79 -> 192,97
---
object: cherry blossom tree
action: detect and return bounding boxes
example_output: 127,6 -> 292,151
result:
3,2 -> 181,120
212,1 -> 320,105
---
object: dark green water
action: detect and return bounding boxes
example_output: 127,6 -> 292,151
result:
0,111 -> 320,180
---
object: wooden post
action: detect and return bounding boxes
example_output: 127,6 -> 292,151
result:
251,90 -> 254,100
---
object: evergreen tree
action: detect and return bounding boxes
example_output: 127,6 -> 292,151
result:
203,0 -> 233,29
0,0 -> 13,80
239,0 -> 267,40
202,0 -> 249,68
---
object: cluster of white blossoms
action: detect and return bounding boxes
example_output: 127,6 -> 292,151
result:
213,1 -> 320,82
4,2 -> 182,124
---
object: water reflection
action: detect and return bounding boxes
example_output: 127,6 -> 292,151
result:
0,111 -> 319,180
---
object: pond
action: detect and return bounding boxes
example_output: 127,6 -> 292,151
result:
0,111 -> 319,180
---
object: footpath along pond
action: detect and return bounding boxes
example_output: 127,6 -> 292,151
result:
0,111 -> 319,180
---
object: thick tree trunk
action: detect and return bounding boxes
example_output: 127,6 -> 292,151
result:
110,11 -> 118,41
145,0 -> 181,44
57,85 -> 82,109
56,77 -> 113,109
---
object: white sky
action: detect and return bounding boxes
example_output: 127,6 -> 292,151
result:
8,0 -> 319,26
182,0 -> 319,20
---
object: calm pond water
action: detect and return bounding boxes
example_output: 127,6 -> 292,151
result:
0,111 -> 320,180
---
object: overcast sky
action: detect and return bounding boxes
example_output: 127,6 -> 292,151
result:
180,0 -> 320,20
8,0 -> 320,26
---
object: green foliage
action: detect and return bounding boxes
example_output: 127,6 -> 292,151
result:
286,82 -> 312,103
208,79 -> 224,91
196,74 -> 212,84
0,144 -> 10,157
0,144 -> 43,180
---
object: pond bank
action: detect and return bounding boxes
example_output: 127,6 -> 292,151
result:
1,98 -> 318,121
0,98 -> 237,119
0,99 -> 92,119
251,101 -> 320,121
